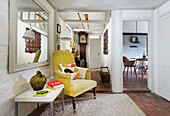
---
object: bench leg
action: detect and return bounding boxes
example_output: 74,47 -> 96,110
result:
37,103 -> 39,111
51,102 -> 53,116
72,97 -> 76,114
15,102 -> 18,116
62,89 -> 64,111
93,87 -> 96,99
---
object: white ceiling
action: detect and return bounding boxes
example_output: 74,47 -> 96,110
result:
18,0 -> 169,33
48,0 -> 169,10
49,0 -> 169,33
18,0 -> 43,11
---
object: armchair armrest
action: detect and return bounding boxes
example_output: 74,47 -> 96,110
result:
76,67 -> 91,80
55,70 -> 72,94
86,69 -> 91,80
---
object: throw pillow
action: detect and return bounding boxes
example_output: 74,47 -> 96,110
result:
59,64 -> 80,79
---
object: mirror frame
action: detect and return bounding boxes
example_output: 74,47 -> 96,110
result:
9,0 -> 51,73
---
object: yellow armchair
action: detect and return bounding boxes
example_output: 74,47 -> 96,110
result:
53,50 -> 97,113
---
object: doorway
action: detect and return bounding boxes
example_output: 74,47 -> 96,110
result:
90,38 -> 101,69
122,20 -> 150,91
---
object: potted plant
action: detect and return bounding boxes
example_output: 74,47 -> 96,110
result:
70,40 -> 78,53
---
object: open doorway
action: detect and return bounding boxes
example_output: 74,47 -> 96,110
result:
122,20 -> 150,92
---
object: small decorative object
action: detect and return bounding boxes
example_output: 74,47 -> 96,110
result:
130,45 -> 138,48
30,71 -> 46,91
76,49 -> 80,60
57,24 -> 61,34
103,29 -> 108,54
143,52 -> 146,58
70,40 -> 78,53
48,80 -> 64,89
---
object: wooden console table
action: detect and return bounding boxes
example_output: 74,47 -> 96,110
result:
15,87 -> 64,116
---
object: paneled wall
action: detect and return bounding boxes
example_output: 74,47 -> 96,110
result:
0,0 -> 55,115
154,0 -> 170,101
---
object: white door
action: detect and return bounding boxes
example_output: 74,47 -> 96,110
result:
90,39 -> 101,68
158,13 -> 170,101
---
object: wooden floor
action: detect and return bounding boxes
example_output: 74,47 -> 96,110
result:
90,69 -> 112,93
123,70 -> 150,92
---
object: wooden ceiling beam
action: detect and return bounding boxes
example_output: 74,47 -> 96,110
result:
84,14 -> 89,29
77,13 -> 85,29
36,14 -> 45,20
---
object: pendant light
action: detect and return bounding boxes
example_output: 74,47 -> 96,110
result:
131,21 -> 140,44
134,21 -> 140,44
23,27 -> 35,40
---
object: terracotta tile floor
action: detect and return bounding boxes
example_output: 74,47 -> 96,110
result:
127,93 -> 170,116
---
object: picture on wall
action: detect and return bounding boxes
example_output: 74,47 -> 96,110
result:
25,29 -> 41,53
103,29 -> 108,54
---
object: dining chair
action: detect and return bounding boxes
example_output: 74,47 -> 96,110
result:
136,60 -> 148,75
123,56 -> 137,78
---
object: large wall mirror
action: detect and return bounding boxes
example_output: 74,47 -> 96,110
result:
9,0 -> 50,73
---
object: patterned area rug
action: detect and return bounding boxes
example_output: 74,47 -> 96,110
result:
41,93 -> 145,116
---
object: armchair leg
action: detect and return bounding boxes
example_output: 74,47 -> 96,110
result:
72,97 -> 76,114
93,87 -> 96,99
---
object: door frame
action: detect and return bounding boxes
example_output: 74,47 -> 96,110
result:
120,17 -> 154,92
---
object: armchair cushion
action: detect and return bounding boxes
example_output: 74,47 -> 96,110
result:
76,67 -> 88,79
70,79 -> 97,97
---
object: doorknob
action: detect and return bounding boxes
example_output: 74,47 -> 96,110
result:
98,53 -> 100,55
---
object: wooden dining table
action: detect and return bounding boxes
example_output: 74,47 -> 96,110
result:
130,57 -> 148,78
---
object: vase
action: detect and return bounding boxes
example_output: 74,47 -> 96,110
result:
30,71 -> 46,91
76,49 -> 79,55
72,49 -> 75,53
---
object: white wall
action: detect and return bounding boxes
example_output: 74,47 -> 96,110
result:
105,10 -> 153,92
101,20 -> 112,72
123,21 -> 148,33
123,21 -> 148,59
123,35 -> 148,59
153,0 -> 170,101
101,19 -> 113,88
0,0 -> 55,116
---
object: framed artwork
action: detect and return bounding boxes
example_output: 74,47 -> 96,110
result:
103,29 -> 108,54
25,29 -> 41,53
57,24 -> 61,34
